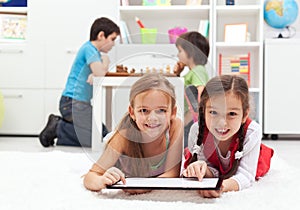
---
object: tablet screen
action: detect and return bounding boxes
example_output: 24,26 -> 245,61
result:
107,177 -> 223,190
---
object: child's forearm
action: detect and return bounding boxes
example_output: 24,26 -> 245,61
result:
90,62 -> 109,76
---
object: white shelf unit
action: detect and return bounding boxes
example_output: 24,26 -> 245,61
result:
212,0 -> 264,124
118,5 -> 211,44
117,0 -> 213,67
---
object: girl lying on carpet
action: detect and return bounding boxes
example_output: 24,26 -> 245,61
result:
183,75 -> 273,198
84,73 -> 183,194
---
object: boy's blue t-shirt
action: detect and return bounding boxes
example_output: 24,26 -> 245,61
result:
62,41 -> 101,103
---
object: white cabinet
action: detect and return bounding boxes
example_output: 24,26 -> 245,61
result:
264,39 -> 300,135
0,89 -> 44,134
212,0 -> 264,124
0,1 -> 45,135
0,3 -> 44,89
0,43 -> 44,88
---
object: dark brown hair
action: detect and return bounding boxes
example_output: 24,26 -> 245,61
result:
90,17 -> 120,41
190,75 -> 249,179
175,31 -> 210,65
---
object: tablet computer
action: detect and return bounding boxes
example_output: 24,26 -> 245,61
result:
107,177 -> 223,190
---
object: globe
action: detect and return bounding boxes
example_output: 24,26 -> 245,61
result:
264,0 -> 299,29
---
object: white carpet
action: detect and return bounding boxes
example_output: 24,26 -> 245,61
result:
0,150 -> 298,210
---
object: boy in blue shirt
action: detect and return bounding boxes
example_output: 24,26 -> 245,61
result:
39,17 -> 120,147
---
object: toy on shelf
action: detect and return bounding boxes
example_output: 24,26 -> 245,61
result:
219,53 -> 250,86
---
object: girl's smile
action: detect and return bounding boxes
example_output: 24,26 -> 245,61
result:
215,128 -> 230,136
129,89 -> 175,141
205,92 -> 247,142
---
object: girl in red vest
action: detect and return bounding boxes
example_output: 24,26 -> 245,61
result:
183,75 -> 273,198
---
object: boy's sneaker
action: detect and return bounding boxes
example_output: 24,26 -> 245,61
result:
39,114 -> 61,147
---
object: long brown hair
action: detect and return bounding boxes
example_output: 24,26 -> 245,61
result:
189,75 -> 249,179
107,73 -> 176,176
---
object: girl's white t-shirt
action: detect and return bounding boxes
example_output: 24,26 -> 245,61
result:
187,120 -> 262,190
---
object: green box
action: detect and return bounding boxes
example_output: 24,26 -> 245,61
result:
140,28 -> 157,44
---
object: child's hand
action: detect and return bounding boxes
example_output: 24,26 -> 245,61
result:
198,189 -> 223,198
173,61 -> 185,76
86,73 -> 94,85
102,167 -> 126,186
182,160 -> 207,181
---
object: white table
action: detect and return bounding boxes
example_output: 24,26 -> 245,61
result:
92,76 -> 184,151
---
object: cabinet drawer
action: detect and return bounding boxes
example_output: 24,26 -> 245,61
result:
0,89 -> 44,135
0,44 -> 44,88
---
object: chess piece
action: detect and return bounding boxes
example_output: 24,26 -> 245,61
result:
173,61 -> 185,76
166,65 -> 171,74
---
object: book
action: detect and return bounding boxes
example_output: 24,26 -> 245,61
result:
198,20 -> 209,38
107,177 -> 223,190
119,20 -> 132,44
120,0 -> 129,6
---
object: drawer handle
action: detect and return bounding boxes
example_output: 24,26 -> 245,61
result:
0,49 -> 24,54
3,94 -> 23,99
66,49 -> 77,54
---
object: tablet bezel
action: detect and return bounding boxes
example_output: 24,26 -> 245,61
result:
107,177 -> 223,190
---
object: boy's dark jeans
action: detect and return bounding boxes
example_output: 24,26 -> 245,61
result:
56,96 -> 108,147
